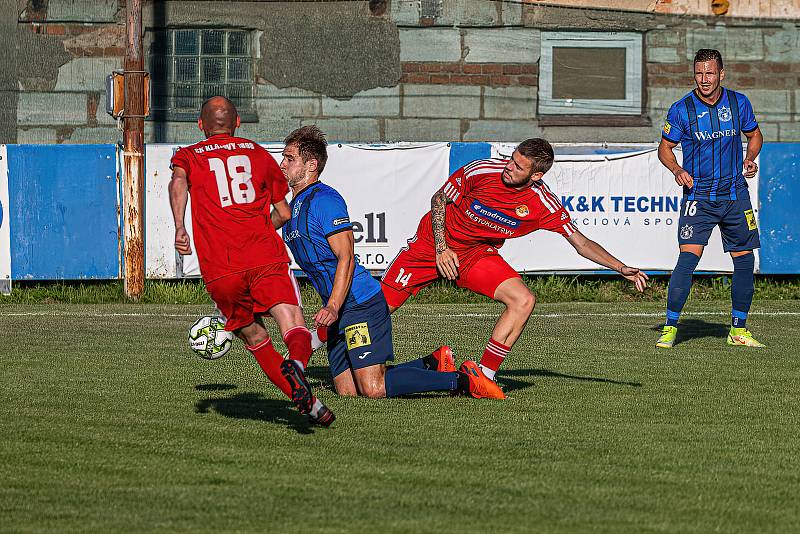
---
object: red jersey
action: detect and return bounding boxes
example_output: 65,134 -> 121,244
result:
421,158 -> 577,251
171,134 -> 289,283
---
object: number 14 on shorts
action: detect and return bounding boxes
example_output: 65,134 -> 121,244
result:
395,268 -> 412,287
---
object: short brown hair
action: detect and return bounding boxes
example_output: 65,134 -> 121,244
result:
694,49 -> 723,70
516,138 -> 554,175
284,125 -> 328,174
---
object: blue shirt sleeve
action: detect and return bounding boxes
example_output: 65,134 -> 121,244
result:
316,189 -> 353,237
738,94 -> 758,133
662,101 -> 684,143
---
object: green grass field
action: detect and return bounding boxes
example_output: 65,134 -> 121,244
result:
2,300 -> 800,533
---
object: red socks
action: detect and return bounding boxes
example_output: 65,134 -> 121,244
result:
478,338 -> 511,380
247,338 -> 292,399
283,325 -> 312,369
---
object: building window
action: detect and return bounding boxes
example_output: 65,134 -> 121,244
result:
539,32 -> 643,116
148,29 -> 256,121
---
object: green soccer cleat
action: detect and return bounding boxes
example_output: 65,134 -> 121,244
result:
656,326 -> 678,348
727,327 -> 766,347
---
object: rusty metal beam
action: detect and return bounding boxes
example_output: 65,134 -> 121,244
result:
123,0 -> 145,299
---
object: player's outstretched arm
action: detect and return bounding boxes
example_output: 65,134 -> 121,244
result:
566,230 -> 648,292
658,137 -> 694,189
742,127 -> 763,179
431,189 -> 459,280
168,166 -> 192,256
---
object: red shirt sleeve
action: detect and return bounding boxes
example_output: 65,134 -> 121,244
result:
170,147 -> 191,172
260,148 -> 288,204
440,167 -> 471,205
534,182 -> 578,237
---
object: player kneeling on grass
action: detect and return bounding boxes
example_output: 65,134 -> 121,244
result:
279,126 -> 502,399
168,96 -> 334,426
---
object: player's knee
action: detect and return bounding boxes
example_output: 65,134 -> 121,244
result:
359,380 -> 387,399
334,383 -> 359,397
508,289 -> 535,316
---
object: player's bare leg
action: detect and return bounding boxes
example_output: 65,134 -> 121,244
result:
473,278 -> 535,381
333,369 -> 359,397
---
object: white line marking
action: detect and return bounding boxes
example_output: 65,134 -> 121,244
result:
1,311 -> 799,318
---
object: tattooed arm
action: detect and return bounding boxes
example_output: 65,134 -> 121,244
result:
431,189 -> 460,280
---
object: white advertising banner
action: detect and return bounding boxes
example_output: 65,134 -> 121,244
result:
0,145 -> 10,293
145,143 -> 450,278
491,143 -> 759,273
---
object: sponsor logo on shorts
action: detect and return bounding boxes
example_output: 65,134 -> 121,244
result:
359,351 -> 372,360
744,209 -> 757,231
663,121 -> 672,135
333,216 -> 350,226
515,204 -> 529,217
680,224 -> 694,240
345,322 -> 371,350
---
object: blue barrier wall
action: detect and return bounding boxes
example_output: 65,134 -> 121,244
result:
8,145 -> 120,279
759,143 -> 800,274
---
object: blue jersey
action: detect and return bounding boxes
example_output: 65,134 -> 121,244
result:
283,181 -> 381,308
662,88 -> 758,201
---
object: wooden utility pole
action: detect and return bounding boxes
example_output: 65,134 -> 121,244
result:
123,0 -> 145,298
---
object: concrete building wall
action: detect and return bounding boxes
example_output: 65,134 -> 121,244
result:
3,0 -> 799,144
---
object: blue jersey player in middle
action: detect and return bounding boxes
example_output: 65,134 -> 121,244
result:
279,126 -> 503,399
656,48 -> 764,348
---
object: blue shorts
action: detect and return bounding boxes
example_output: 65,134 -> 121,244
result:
326,292 -> 395,378
677,193 -> 760,252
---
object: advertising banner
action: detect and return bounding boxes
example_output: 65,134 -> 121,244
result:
145,143 -> 451,277
491,143 -> 760,273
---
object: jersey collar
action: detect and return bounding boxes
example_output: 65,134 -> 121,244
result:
693,87 -> 726,108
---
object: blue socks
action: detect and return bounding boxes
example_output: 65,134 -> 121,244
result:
384,366 -> 458,397
665,251 -> 701,326
393,357 -> 425,370
731,253 -> 755,328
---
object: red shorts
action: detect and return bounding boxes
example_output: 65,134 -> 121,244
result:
381,237 -> 520,308
206,263 -> 301,332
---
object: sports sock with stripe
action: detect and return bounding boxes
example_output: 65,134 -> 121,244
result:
283,325 -> 312,371
665,251 -> 700,327
247,338 -> 293,399
731,253 -> 755,328
479,338 -> 510,380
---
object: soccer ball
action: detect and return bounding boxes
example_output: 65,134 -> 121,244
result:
188,315 -> 234,360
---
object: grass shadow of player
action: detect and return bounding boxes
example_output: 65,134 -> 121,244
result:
497,368 -> 642,393
194,389 -> 315,435
648,318 -> 729,346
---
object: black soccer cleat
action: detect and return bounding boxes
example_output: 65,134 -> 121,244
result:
280,359 -> 314,415
311,405 -> 336,427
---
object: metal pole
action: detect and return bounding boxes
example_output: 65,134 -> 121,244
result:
123,0 -> 145,299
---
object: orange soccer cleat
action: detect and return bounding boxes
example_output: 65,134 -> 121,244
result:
459,360 -> 506,400
431,345 -> 457,372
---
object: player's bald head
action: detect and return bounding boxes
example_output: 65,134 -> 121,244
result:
199,96 -> 239,136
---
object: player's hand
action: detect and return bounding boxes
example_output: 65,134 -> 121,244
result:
620,265 -> 648,293
436,247 -> 460,280
314,305 -> 339,328
743,159 -> 758,179
174,227 -> 192,255
673,168 -> 694,189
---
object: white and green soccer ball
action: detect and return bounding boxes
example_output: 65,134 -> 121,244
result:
188,315 -> 234,360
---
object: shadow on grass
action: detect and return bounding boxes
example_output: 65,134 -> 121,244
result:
498,368 -> 642,393
649,318 -> 729,346
195,390 -> 315,435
